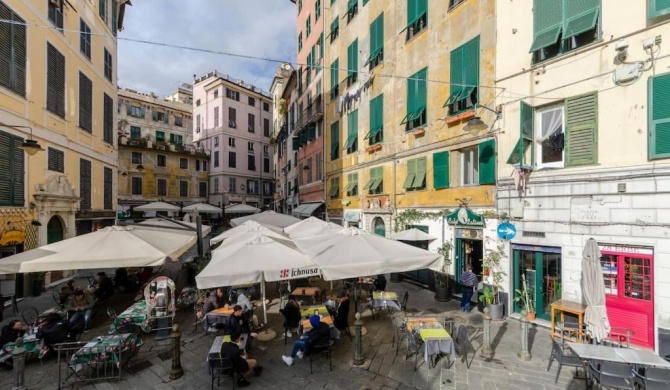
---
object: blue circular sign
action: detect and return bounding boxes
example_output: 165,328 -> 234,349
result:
497,222 -> 517,240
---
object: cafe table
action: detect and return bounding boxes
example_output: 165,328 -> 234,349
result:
204,306 -> 235,333
406,317 -> 455,368
292,287 -> 320,305
0,334 -> 48,363
298,305 -> 339,340
69,333 -> 143,371
568,343 -> 670,368
371,291 -> 401,311
108,301 -> 151,334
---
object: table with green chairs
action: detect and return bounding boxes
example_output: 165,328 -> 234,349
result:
406,316 -> 455,368
108,301 -> 151,334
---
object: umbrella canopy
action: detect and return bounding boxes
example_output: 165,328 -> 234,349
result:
294,227 -> 443,281
582,238 -> 611,341
225,204 -> 261,214
0,226 -> 195,274
287,222 -> 344,239
283,216 -> 328,235
182,202 -> 222,214
209,220 -> 286,246
390,228 -> 437,242
134,201 -> 180,212
137,218 -> 212,236
231,210 -> 301,228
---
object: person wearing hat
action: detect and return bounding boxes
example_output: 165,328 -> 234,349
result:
282,314 -> 330,366
333,291 -> 350,331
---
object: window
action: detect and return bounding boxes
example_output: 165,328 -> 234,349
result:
214,136 -> 219,147
226,88 -> 240,101
445,36 -> 479,115
103,94 -> 113,144
48,0 -> 64,29
433,151 -> 450,189
649,0 -> 670,19
157,179 -> 167,196
460,148 -> 478,186
0,130 -> 24,206
152,110 -> 167,123
298,31 -> 303,51
404,157 -> 427,191
179,180 -> 188,197
402,68 -> 427,131
229,137 -> 236,147
103,48 -> 113,81
131,152 -> 142,164
196,99 -> 201,106
536,105 -> 565,168
345,173 -> 358,196
345,109 -> 358,154
449,0 -> 466,10
367,94 -> 383,145
99,0 -> 108,21
347,0 -> 359,23
46,43 -> 65,117
157,154 -> 167,167
366,13 -> 384,70
347,40 -> 358,86
170,133 -> 183,146
155,131 -> 165,142
213,178 -> 219,193
195,114 -> 201,133
263,102 -> 270,112
307,157 -> 313,182
132,177 -> 142,195
128,105 -> 144,118
405,0 -> 427,41
179,158 -> 188,169
248,142 -> 255,153
229,107 -> 237,127
330,59 -> 339,100
264,157 -> 270,173
201,160 -> 207,172
364,167 -> 384,194
104,167 -> 112,210
78,72 -> 93,132
174,116 -> 183,127
213,89 -> 219,99
199,182 -> 207,198
650,74 -> 670,159
315,0 -> 321,20
263,145 -> 269,156
79,159 -> 91,209
195,160 -> 201,171
229,177 -> 236,193
264,118 -> 270,137
214,106 -> 220,128
264,181 -> 273,196
329,176 -> 340,198
248,154 -> 256,171
298,0 -> 303,11
330,17 -> 339,43
306,14 -> 311,37
248,113 -> 255,132
80,19 -> 91,59
48,147 -> 64,172
130,126 -> 141,139
229,151 -> 237,168
530,0 -> 600,63
330,121 -> 340,161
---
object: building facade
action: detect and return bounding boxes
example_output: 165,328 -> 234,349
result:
192,71 -> 274,209
291,0 -> 326,219
496,0 -> 670,353
117,88 -> 208,212
323,0 -> 498,290
0,0 -> 130,293
270,64 -> 295,214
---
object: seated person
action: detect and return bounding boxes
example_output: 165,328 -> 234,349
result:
236,289 -> 261,329
279,295 -> 301,337
333,291 -> 350,331
227,305 -> 258,349
0,320 -> 26,349
201,288 -> 225,331
67,289 -> 95,332
94,272 -> 114,300
37,313 -> 75,348
374,274 -> 387,292
282,315 -> 330,366
138,267 -> 153,286
218,331 -> 263,387
59,280 -> 76,305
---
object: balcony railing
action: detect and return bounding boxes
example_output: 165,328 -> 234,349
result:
120,138 -> 209,157
296,96 -> 324,131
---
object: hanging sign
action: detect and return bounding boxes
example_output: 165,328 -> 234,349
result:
0,230 -> 25,246
446,207 -> 485,228
497,222 -> 517,240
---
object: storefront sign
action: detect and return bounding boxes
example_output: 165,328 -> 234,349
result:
344,211 -> 360,222
279,267 -> 320,280
511,244 -> 562,254
446,207 -> 485,228
0,230 -> 25,246
599,243 -> 653,255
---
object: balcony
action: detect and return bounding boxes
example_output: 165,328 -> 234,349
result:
296,96 -> 324,131
120,137 -> 209,157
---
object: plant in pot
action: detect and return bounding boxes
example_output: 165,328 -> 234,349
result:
481,240 -> 507,320
434,241 -> 453,302
478,286 -> 495,309
514,274 -> 536,320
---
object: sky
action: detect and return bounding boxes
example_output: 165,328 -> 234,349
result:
117,0 -> 296,97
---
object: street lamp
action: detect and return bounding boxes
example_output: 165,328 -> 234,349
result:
463,104 -> 502,135
1,124 -> 44,156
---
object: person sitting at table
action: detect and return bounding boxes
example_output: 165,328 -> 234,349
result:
374,274 -> 387,292
67,289 -> 95,332
59,280 -> 76,305
333,291 -> 350,331
227,305 -> 258,349
93,272 -> 114,300
282,315 -> 330,366
236,289 -> 261,329
0,320 -> 27,349
37,313 -> 75,349
280,295 -> 301,337
219,331 -> 263,387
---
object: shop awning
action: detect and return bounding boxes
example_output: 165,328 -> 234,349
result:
292,202 -> 324,218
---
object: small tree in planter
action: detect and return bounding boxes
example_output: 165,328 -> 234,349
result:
514,274 -> 536,320
434,241 -> 453,302
481,239 -> 507,320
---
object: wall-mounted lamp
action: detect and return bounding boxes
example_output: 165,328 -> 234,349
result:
1,124 -> 44,156
463,104 -> 502,135
136,164 -> 144,171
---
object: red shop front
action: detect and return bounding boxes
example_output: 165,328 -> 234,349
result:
599,243 -> 654,349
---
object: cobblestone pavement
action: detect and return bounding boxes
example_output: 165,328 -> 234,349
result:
1,255 -> 585,389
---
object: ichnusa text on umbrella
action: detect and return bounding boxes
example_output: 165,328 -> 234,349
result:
279,267 -> 320,279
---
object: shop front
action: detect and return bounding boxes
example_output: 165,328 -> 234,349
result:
447,207 -> 485,296
511,244 -> 562,321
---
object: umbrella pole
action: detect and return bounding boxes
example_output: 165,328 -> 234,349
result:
261,280 -> 268,326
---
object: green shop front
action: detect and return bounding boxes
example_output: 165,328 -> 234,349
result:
448,208 -> 486,298
511,244 -> 562,321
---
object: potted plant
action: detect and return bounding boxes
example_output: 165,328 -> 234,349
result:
514,274 -> 536,320
479,286 -> 495,308
434,241 -> 453,302
481,240 -> 507,320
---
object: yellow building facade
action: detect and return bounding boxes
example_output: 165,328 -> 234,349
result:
0,0 -> 130,293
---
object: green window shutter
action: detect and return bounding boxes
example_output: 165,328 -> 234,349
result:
111,0 -> 117,36
330,121 -> 340,160
565,93 -> 598,166
403,159 -> 416,189
406,0 -> 416,26
416,68 -> 427,112
0,131 -> 24,206
347,39 -> 359,78
449,46 -> 464,100
377,13 -> 384,52
507,101 -> 535,165
650,74 -> 670,159
292,136 -> 299,150
433,151 -> 449,189
464,37 -> 479,95
372,167 -> 383,191
330,177 -> 340,198
478,139 -> 496,184
564,0 -> 600,40
363,0 -> 369,5
649,0 -> 670,19
412,157 -> 426,188
404,72 -> 416,123
319,32 -> 324,61
156,130 -> 165,141
530,0 -> 562,52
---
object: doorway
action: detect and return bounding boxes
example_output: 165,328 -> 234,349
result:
372,217 -> 385,237
454,237 -> 483,295
47,216 -> 64,244
512,245 -> 562,321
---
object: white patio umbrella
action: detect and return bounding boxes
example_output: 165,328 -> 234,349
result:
294,227 -> 443,281
390,228 -> 437,242
283,216 -> 328,235
209,220 -> 286,246
138,218 -> 212,236
286,222 -> 344,239
231,210 -> 301,228
196,233 -> 318,324
225,204 -> 261,214
0,226 -> 196,274
582,238 -> 611,341
182,202 -> 222,214
134,201 -> 180,212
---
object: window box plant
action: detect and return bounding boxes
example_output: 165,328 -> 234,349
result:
412,128 -> 425,137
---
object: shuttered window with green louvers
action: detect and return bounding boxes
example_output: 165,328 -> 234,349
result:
478,140 -> 496,184
402,68 -> 427,130
79,158 -> 91,210
403,157 -> 426,190
507,102 -> 534,165
330,58 -> 339,100
0,130 -> 24,206
347,39 -> 358,85
363,166 -> 384,194
565,93 -> 598,166
48,147 -> 65,173
649,0 -> 670,19
79,72 -> 93,132
104,167 -> 113,210
365,13 -> 384,70
345,109 -> 358,154
433,151 -> 449,189
329,176 -> 340,198
0,2 -> 27,97
330,121 -> 339,161
330,17 -> 339,43
444,36 -> 479,115
650,74 -> 670,159
46,43 -> 65,117
103,93 -> 114,144
366,94 -> 383,145
345,173 -> 358,196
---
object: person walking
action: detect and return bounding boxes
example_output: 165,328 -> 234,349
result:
459,265 -> 478,312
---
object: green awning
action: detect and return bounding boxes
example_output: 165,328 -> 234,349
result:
529,25 -> 562,53
506,137 -> 532,165
343,132 -> 357,149
369,177 -> 382,191
443,91 -> 461,107
564,8 -> 599,40
347,0 -> 357,12
403,173 -> 415,189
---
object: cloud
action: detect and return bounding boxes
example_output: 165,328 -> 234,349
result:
117,0 -> 296,97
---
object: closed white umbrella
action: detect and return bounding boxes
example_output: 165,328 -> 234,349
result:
135,201 -> 180,212
231,210 -> 301,228
294,227 -> 443,281
138,218 -> 212,236
225,204 -> 261,214
390,228 -> 437,242
209,220 -> 286,246
0,226 -> 195,274
582,238 -> 611,341
182,202 -> 223,214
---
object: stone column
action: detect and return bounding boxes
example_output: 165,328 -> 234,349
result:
480,307 -> 493,359
517,310 -> 531,361
353,313 -> 364,365
169,324 -> 184,380
12,337 -> 26,390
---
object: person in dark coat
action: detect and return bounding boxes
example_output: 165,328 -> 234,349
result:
282,315 -> 330,366
0,320 -> 26,349
94,272 -> 114,300
374,274 -> 387,292
218,331 -> 262,387
280,295 -> 301,337
334,292 -> 350,331
227,305 -> 258,348
37,313 -> 75,348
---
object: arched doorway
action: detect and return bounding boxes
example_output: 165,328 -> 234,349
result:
47,216 -> 64,244
373,217 -> 386,237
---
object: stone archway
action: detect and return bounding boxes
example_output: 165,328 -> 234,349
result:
373,217 -> 386,237
47,215 -> 64,244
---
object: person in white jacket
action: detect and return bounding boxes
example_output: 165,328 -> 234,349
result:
236,289 -> 261,329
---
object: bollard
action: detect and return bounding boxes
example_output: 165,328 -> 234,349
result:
169,324 -> 184,380
12,337 -> 26,390
517,310 -> 531,361
353,312 -> 364,365
480,307 -> 493,359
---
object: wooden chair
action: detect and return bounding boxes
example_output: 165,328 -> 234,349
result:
308,338 -> 334,374
208,356 -> 237,389
546,337 -> 584,383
